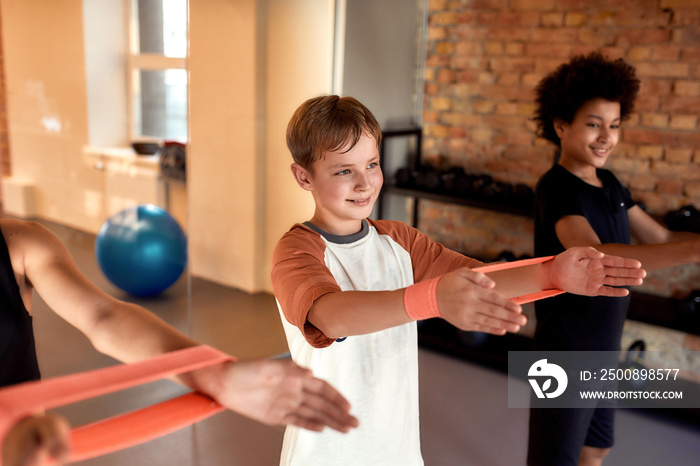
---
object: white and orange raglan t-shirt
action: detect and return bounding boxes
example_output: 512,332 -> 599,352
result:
271,218 -> 480,466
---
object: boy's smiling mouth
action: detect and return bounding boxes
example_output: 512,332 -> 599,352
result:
348,197 -> 372,206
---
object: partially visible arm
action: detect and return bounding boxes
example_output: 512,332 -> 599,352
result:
10,219 -> 190,363
555,205 -> 700,271
4,219 -> 357,433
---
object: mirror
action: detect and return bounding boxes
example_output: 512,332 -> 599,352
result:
4,1 -> 696,465
0,0 -> 309,463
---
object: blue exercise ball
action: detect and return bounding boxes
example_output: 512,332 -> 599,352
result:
95,204 -> 187,297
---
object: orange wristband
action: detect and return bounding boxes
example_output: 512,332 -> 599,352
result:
404,276 -> 443,320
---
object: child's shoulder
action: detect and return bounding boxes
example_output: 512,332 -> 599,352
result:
597,167 -> 621,184
367,218 -> 418,236
368,219 -> 432,245
537,164 -> 579,192
273,223 -> 323,254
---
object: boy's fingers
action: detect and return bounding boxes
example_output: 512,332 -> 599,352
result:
305,380 -> 356,417
283,414 -> 325,432
479,326 -> 508,336
580,246 -> 604,259
302,374 -> 350,408
601,254 -> 643,270
301,379 -> 358,432
604,276 -> 644,287
288,401 -> 357,433
605,266 -> 647,279
597,286 -> 631,298
479,290 -> 524,317
455,301 -> 527,333
462,269 -> 496,289
464,317 -> 519,335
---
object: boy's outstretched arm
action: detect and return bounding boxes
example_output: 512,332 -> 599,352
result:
309,268 -> 525,338
554,206 -> 700,271
308,247 -> 645,339
310,271 -> 529,338
487,246 -> 645,299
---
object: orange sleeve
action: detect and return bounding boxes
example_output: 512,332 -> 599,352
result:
369,219 -> 481,283
271,225 -> 341,348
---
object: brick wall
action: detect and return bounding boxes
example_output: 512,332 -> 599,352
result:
420,0 -> 700,297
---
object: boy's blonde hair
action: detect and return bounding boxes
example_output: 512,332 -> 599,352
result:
286,95 -> 382,170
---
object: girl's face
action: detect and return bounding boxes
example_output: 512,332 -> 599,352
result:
555,98 -> 621,180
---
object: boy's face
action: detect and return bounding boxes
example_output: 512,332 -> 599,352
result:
556,98 -> 621,173
292,133 -> 383,236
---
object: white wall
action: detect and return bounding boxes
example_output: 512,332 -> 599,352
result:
0,0 -> 103,232
342,0 -> 420,129
188,0 -> 336,293
82,0 -> 128,148
262,0 -> 336,291
187,0 -> 260,291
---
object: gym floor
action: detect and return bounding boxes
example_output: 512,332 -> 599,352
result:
30,219 -> 700,465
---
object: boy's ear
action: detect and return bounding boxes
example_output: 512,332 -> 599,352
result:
553,118 -> 567,138
290,163 -> 313,191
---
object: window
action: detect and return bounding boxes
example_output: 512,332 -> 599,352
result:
128,0 -> 188,142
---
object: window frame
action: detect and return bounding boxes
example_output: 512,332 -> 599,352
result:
126,0 -> 188,143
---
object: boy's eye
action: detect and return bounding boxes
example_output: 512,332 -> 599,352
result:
336,169 -> 350,175
368,162 -> 378,169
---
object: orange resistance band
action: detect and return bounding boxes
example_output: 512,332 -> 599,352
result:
473,255 -> 564,304
0,345 -> 235,464
403,255 -> 565,321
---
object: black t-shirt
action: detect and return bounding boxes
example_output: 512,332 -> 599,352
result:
533,164 -> 636,351
0,229 -> 41,387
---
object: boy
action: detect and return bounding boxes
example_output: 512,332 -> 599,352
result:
0,218 -> 358,466
272,95 -> 646,465
529,52 -> 700,466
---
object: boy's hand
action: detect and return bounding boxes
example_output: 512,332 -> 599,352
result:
205,359 -> 359,434
2,413 -> 71,466
436,268 -> 526,335
545,247 -> 645,297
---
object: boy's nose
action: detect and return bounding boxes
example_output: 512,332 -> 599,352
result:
355,173 -> 371,190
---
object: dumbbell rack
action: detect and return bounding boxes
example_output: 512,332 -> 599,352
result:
376,128 -> 533,229
377,128 -> 423,227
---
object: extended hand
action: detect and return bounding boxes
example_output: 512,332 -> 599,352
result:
437,268 -> 526,335
2,414 -> 70,466
546,247 -> 646,297
214,359 -> 359,433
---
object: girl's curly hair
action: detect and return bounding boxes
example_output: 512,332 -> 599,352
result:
533,51 -> 640,147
